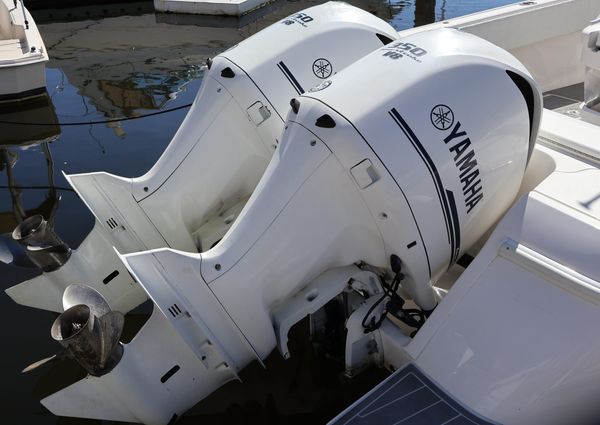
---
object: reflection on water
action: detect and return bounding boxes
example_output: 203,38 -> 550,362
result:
0,95 -> 61,146
0,0 -> 517,423
0,142 -> 58,233
96,70 -> 200,114
75,67 -> 203,133
30,1 -> 155,24
0,96 -> 61,267
414,0 -> 436,27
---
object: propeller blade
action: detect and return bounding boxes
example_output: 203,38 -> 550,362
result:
22,351 -> 67,373
22,355 -> 57,373
98,311 -> 125,368
62,284 -> 111,317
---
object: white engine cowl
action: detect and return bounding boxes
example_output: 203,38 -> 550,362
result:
131,2 -> 400,251
279,27 -> 542,309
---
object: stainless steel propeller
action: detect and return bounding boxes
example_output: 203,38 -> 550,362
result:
12,214 -> 71,272
23,284 -> 124,376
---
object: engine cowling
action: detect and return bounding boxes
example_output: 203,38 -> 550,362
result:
275,27 -> 542,309
132,1 -> 400,251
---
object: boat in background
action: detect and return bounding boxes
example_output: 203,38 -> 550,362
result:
0,0 -> 48,102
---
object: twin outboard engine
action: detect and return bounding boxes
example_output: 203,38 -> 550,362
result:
38,28 -> 541,424
5,2 -> 399,313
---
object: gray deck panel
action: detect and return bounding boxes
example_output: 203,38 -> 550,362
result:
543,83 -> 584,110
329,363 -> 497,425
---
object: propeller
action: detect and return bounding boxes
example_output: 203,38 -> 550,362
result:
12,214 -> 71,272
23,284 -> 124,376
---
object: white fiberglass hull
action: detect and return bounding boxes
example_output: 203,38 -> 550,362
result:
0,58 -> 46,100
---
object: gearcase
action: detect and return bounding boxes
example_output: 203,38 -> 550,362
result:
5,2 -> 398,313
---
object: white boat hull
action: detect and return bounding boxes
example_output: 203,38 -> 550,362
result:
0,0 -> 48,101
0,58 -> 46,101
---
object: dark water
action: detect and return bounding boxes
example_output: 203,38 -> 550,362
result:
0,0 -> 515,423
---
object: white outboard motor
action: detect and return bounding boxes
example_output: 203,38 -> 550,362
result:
6,2 -> 398,313
38,29 -> 541,424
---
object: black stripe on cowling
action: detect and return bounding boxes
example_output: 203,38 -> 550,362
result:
389,109 -> 453,245
277,61 -> 304,95
446,189 -> 461,266
389,108 -> 458,268
301,95 -> 432,279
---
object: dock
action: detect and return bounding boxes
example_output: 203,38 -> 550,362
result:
154,0 -> 272,16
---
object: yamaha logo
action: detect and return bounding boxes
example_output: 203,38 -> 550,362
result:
312,58 -> 332,79
430,104 -> 454,131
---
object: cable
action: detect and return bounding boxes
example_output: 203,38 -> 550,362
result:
361,271 -> 403,333
0,185 -> 75,191
0,103 -> 193,127
361,260 -> 426,333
